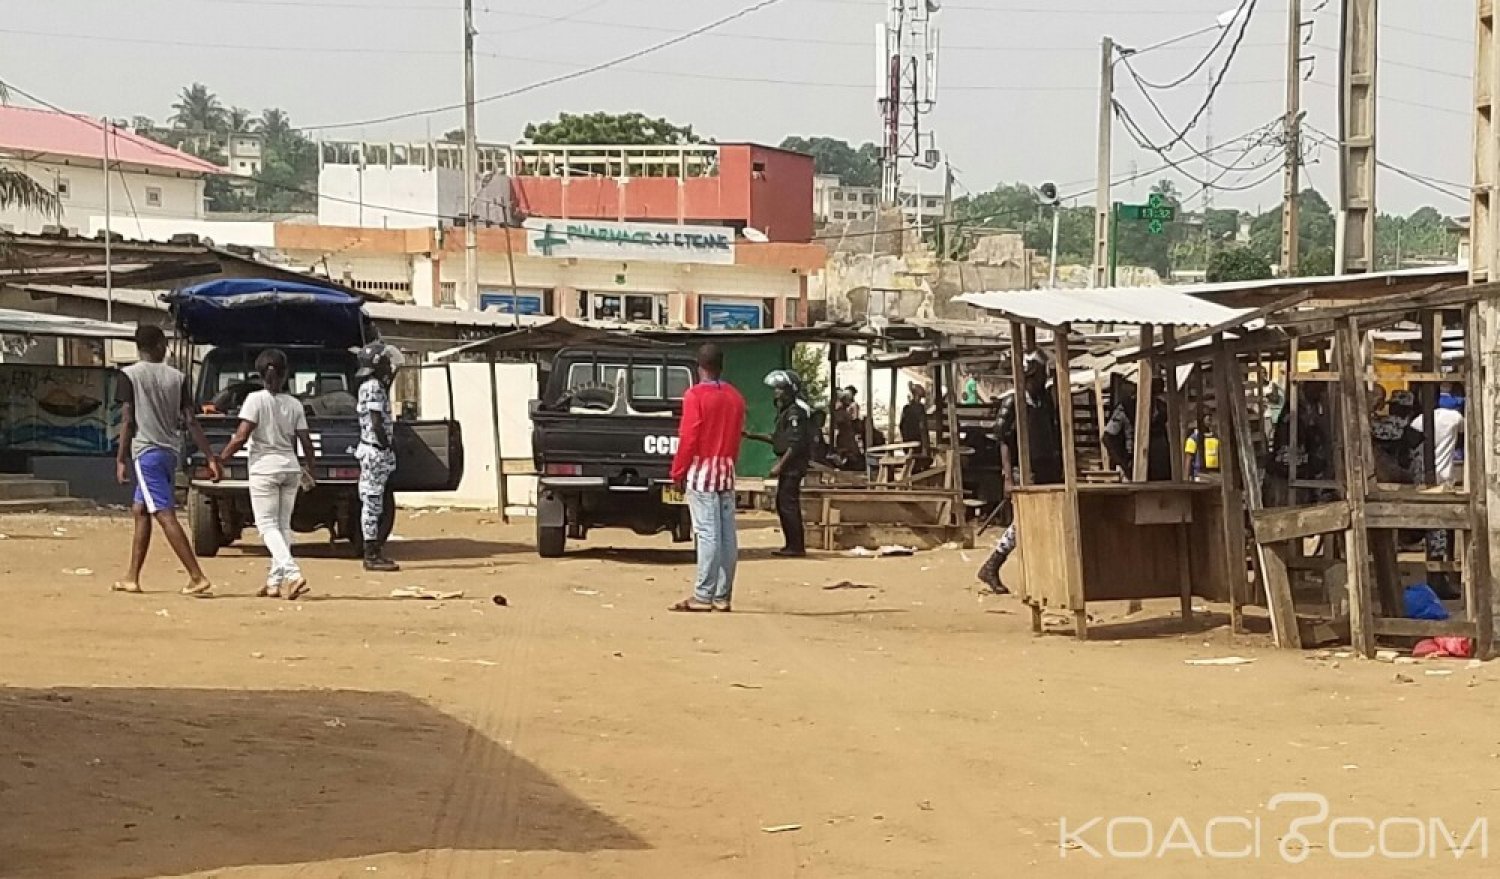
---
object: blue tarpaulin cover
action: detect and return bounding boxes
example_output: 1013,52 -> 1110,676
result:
165,279 -> 372,348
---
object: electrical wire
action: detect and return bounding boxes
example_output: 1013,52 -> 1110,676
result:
1118,0 -> 1252,91
303,0 -> 789,131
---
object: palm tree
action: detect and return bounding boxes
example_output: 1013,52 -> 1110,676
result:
170,83 -> 227,133
227,106 -> 259,135
0,167 -> 59,218
259,108 -> 293,148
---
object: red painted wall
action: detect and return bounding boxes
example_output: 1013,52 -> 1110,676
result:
505,143 -> 812,242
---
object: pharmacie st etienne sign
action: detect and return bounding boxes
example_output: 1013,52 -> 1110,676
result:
524,219 -> 736,265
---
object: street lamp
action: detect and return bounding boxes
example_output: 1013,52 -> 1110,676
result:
1038,181 -> 1061,288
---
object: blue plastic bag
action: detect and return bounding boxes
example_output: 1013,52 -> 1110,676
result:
1404,584 -> 1450,621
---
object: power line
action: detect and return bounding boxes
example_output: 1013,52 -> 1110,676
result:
1119,0 -> 1252,91
303,0 -> 790,130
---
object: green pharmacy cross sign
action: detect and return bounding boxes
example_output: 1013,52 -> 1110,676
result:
1115,193 -> 1177,235
1106,193 -> 1177,285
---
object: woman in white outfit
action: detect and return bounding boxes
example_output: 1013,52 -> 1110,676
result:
217,348 -> 316,599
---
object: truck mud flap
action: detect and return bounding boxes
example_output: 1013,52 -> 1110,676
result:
537,491 -> 566,528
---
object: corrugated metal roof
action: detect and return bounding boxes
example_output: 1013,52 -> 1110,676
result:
0,307 -> 134,339
0,106 -> 223,175
955,288 -> 1250,329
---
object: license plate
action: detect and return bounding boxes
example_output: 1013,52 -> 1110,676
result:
661,487 -> 686,505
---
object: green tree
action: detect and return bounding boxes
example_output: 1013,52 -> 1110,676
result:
1248,188 -> 1337,277
169,83 -> 227,133
779,136 -> 881,187
522,112 -> 702,145
1206,246 -> 1272,282
1375,206 -> 1458,269
226,106 -> 258,134
791,344 -> 829,404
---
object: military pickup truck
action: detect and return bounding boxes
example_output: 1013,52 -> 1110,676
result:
530,346 -> 699,557
166,280 -> 463,557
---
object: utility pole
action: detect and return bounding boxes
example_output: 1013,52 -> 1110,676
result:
1337,0 -> 1377,274
461,0 -> 479,311
1472,0 -> 1500,654
101,118 -> 113,323
1092,36 -> 1114,288
1280,0 -> 1304,277
941,160 -> 954,261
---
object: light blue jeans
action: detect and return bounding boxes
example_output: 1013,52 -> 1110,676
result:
688,489 -> 738,605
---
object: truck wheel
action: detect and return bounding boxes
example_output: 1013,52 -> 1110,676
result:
188,488 -> 220,558
537,520 -> 567,558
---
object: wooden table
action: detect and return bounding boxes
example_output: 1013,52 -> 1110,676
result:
1009,482 -> 1235,639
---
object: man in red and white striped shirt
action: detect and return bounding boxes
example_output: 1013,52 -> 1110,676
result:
669,343 -> 746,613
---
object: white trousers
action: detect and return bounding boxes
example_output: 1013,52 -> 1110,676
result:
249,471 -> 302,586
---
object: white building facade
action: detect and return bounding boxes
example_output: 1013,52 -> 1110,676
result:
0,106 -> 217,236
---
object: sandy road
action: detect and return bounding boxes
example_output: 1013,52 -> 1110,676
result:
3,508 -> 1500,878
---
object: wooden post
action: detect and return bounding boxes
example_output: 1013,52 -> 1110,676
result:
1228,348 -> 1302,648
1093,368 -> 1110,467
487,350 -> 510,524
1419,313 -> 1441,485
1336,319 -> 1376,657
1214,342 -> 1248,634
1009,321 -> 1033,487
1163,326 -> 1185,483
1054,323 -> 1088,640
945,361 -> 962,503
1465,303 -> 1495,658
1133,324 -> 1155,482
864,356 -> 875,465
1287,336 -> 1301,490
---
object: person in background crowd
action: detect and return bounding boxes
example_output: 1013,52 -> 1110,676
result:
1265,382 -> 1332,507
1412,394 -> 1466,600
114,325 -> 221,596
832,386 -> 863,469
668,344 -> 747,613
355,340 -> 404,573
976,351 -> 1062,594
1184,413 -> 1221,479
962,372 -> 980,405
748,370 -> 813,558
899,382 -> 930,471
1099,381 -> 1173,481
215,348 -> 316,600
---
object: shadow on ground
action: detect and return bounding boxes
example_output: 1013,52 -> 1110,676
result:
221,537 -> 531,564
0,687 -> 645,879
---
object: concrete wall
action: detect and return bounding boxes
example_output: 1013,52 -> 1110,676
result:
811,239 -> 1032,323
400,361 -> 538,514
85,216 -> 277,248
319,165 -> 455,229
0,159 -> 203,235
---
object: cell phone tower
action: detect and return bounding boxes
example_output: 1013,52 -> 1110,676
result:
876,0 -> 941,209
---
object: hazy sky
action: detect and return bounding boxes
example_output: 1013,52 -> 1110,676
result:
0,0 -> 1475,215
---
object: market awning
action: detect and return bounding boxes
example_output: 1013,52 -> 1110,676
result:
956,288 -> 1250,331
0,307 -> 135,339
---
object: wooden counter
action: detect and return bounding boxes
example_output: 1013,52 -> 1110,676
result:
1009,482 -> 1235,638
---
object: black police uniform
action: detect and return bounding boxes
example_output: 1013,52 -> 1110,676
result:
772,400 -> 813,554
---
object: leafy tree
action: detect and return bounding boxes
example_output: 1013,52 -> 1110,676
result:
1206,246 -> 1272,282
440,128 -> 465,144
791,343 -> 829,404
1375,206 -> 1458,269
1248,188 -> 1337,277
522,112 -> 702,146
170,83 -> 227,132
226,106 -> 258,135
0,167 -> 59,219
779,136 -> 881,187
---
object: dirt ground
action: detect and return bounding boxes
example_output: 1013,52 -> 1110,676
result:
2,508 -> 1499,878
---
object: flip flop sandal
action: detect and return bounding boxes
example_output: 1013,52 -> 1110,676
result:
257,585 -> 280,598
112,581 -> 143,594
283,578 -> 310,601
713,602 -> 733,613
181,581 -> 215,597
668,599 -> 713,613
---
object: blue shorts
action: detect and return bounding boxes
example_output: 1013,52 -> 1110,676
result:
132,447 -> 178,513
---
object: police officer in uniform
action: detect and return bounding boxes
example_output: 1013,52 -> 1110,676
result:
748,370 -> 813,558
355,340 -> 404,572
